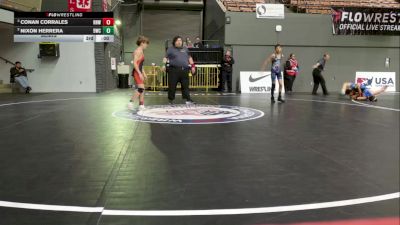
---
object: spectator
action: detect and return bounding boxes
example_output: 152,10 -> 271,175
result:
184,37 -> 193,48
312,53 -> 330,95
284,53 -> 299,94
193,37 -> 203,48
221,49 -> 235,93
10,61 -> 32,94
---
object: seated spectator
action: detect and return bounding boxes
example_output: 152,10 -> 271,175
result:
184,37 -> 193,48
193,37 -> 203,48
10,61 -> 32,94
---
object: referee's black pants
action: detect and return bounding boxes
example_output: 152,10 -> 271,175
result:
168,67 -> 191,101
312,68 -> 328,95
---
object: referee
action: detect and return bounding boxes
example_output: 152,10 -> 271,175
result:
162,36 -> 196,105
312,53 -> 330,95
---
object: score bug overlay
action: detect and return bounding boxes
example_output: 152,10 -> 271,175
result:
14,12 -> 115,43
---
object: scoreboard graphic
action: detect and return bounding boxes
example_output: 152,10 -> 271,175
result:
14,12 -> 115,42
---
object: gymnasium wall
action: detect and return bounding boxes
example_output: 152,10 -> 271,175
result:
121,4 -> 142,67
142,9 -> 202,66
39,0 -> 122,92
121,8 -> 202,79
93,0 -> 123,92
0,0 -> 125,93
0,7 -> 96,93
222,10 -> 400,92
204,5 -> 400,92
203,0 -> 225,42
0,8 -> 13,24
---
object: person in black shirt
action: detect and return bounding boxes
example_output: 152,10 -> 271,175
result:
221,50 -> 235,93
193,37 -> 203,48
312,53 -> 330,95
162,36 -> 196,105
10,61 -> 32,93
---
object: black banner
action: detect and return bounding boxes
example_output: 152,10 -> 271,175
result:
331,7 -> 400,35
14,12 -> 113,18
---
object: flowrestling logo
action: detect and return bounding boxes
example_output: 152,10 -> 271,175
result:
112,105 -> 264,124
332,7 -> 400,35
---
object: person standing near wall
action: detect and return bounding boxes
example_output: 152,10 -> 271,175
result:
261,44 -> 285,103
311,53 -> 330,95
221,49 -> 235,93
284,53 -> 299,94
162,36 -> 196,105
128,36 -> 149,111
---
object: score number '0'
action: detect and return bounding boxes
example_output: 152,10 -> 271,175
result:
103,18 -> 114,26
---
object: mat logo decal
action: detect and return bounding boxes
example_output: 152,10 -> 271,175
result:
113,105 -> 264,124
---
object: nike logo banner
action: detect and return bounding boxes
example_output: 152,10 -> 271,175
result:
240,71 -> 285,94
249,74 -> 270,82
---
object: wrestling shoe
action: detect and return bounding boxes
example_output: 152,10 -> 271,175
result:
369,96 -> 378,102
278,96 -> 285,103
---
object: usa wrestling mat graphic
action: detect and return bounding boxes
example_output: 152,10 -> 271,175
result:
112,105 -> 264,124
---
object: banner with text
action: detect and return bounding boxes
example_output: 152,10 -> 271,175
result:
256,4 -> 285,19
332,7 -> 400,35
355,71 -> 396,92
240,71 -> 284,94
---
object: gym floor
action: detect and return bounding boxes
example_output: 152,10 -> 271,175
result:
0,90 -> 398,225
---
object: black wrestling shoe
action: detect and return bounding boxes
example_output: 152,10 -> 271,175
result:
278,96 -> 285,103
271,97 -> 276,103
369,96 -> 378,102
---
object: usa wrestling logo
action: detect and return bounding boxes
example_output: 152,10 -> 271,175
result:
112,105 -> 264,124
